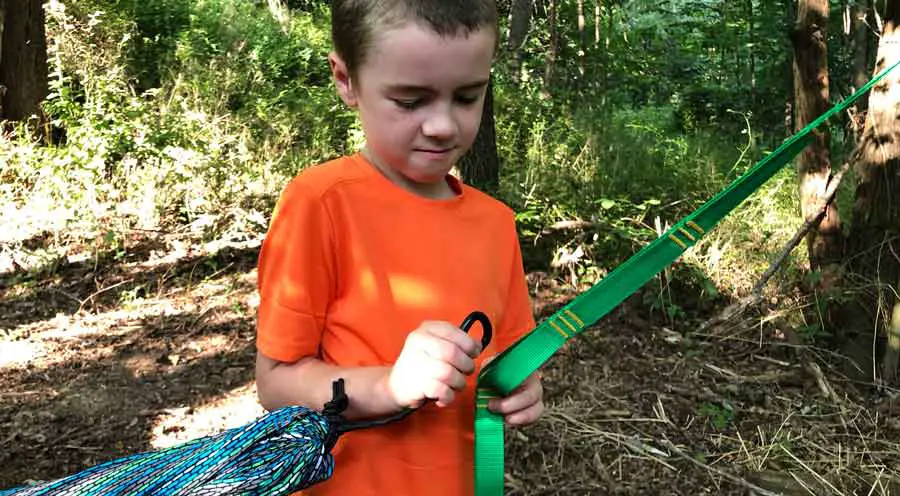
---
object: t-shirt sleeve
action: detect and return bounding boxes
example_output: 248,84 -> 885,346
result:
256,177 -> 335,363
495,219 -> 536,352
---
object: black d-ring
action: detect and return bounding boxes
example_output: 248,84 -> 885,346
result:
460,310 -> 492,351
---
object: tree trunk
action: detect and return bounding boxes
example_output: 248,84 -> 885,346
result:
577,0 -> 586,80
0,0 -> 48,124
507,0 -> 532,85
785,0 -> 796,138
544,0 -> 558,89
851,0 -> 872,127
792,0 -> 841,268
748,0 -> 757,105
848,1 -> 900,382
458,78 -> 499,195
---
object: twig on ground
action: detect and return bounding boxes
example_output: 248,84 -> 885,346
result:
806,361 -> 839,403
780,445 -> 845,496
79,278 -> 135,312
660,436 -> 782,496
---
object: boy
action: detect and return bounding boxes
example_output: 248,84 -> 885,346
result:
255,1 -> 543,494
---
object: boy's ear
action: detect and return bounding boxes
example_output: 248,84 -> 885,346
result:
329,52 -> 358,107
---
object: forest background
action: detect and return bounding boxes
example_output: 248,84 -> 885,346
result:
3,0 -> 900,494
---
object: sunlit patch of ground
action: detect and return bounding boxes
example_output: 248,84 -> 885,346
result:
149,382 -> 265,450
0,232 -> 264,488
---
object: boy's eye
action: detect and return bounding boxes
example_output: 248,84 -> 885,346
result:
455,95 -> 480,105
392,98 -> 423,110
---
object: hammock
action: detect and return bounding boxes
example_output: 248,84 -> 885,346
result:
1,392 -> 337,495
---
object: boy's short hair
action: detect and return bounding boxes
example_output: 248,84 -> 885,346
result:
332,0 -> 498,77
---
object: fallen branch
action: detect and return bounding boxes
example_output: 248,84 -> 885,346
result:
700,158 -> 854,333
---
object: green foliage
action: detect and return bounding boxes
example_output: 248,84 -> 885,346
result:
2,0 -> 858,326
0,0 -> 344,234
2,0 -> 348,239
697,400 -> 736,430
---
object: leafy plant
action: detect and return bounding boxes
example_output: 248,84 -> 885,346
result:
697,400 -> 736,430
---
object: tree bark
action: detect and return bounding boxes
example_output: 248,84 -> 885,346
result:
544,0 -> 559,89
577,0 -> 586,79
748,0 -> 757,105
507,0 -> 532,85
458,78 -> 499,195
0,0 -> 49,123
792,0 -> 841,268
848,0 -> 900,382
850,0 -> 873,132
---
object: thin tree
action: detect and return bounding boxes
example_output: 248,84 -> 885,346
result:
0,0 -> 49,125
544,0 -> 559,89
508,0 -> 532,85
791,0 -> 841,269
577,0 -> 586,80
458,78 -> 499,195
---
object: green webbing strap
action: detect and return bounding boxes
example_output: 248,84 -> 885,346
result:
473,59 -> 900,496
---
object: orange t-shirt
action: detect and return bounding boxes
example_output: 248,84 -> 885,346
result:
256,153 -> 535,496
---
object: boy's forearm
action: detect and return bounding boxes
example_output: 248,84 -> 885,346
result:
256,352 -> 401,420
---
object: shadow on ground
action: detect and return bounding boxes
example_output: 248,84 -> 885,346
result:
0,240 -> 261,331
0,307 -> 258,488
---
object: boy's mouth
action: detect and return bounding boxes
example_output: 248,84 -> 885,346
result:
415,147 -> 455,156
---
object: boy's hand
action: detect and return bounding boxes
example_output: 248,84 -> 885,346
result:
385,321 -> 482,409
487,372 -> 544,426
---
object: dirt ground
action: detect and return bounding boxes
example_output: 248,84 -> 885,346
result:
2,231 -> 900,495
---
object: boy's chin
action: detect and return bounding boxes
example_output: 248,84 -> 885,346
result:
403,172 -> 451,186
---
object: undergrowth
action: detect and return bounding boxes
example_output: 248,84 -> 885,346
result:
1,0 -> 810,309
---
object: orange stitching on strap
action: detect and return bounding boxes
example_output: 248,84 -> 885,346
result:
669,234 -> 688,249
564,309 -> 584,327
678,227 -> 696,241
549,320 -> 570,339
558,316 -> 578,334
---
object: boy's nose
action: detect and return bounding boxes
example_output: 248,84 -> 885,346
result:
421,108 -> 458,141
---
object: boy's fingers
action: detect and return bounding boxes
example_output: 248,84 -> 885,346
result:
420,321 -> 482,358
423,378 -> 456,407
504,401 -> 544,426
488,377 -> 543,414
412,327 -> 477,374
426,359 -> 467,391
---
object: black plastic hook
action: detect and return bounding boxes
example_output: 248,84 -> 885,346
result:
459,310 -> 492,351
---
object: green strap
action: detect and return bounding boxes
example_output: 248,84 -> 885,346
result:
472,59 -> 900,496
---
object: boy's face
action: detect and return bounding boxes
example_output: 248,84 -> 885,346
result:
330,23 -> 495,198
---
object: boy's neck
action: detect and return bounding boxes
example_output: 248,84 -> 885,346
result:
361,147 -> 458,200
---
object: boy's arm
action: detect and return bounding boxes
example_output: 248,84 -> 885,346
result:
256,352 -> 398,420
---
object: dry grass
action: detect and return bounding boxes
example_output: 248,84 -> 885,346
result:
505,295 -> 900,495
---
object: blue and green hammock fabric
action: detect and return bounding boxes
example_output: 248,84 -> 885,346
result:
3,60 -> 899,496
0,383 -> 346,495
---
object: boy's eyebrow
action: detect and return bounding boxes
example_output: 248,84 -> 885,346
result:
386,80 -> 490,93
